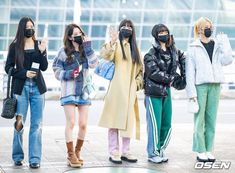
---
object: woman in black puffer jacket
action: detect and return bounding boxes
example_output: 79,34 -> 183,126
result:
144,24 -> 186,164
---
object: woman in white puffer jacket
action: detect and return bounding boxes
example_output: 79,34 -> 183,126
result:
186,17 -> 233,162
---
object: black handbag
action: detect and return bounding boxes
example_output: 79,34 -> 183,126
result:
1,67 -> 17,119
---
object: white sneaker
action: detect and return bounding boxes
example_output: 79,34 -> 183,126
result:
160,150 -> 168,162
206,152 -> 216,162
197,152 -> 208,162
148,156 -> 163,164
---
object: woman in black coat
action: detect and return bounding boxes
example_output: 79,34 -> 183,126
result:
5,16 -> 48,169
144,24 -> 185,164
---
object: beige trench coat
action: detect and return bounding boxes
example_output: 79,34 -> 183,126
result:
98,40 -> 143,139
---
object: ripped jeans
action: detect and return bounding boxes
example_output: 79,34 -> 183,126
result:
12,80 -> 45,164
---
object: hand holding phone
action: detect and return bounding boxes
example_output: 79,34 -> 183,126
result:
31,62 -> 40,77
26,71 -> 37,78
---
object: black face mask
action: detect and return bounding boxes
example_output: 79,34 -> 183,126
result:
158,34 -> 169,43
204,28 -> 212,38
73,35 -> 83,45
25,28 -> 35,38
121,29 -> 132,38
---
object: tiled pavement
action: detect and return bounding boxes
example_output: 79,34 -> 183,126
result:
0,124 -> 234,173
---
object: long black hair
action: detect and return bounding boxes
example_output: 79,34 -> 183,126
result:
118,19 -> 141,64
63,24 -> 86,62
9,16 -> 36,68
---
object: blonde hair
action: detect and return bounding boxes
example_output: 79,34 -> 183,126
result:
194,17 -> 213,39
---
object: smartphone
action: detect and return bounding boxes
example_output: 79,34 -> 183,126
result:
31,62 -> 40,73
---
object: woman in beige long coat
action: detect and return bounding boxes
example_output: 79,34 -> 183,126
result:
98,19 -> 143,164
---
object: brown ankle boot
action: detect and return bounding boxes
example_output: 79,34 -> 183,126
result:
75,139 -> 84,164
66,142 -> 82,168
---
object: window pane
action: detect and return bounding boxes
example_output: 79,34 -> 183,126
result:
80,0 -> 91,8
175,40 -> 188,51
118,11 -> 141,24
93,0 -> 119,8
91,25 -> 107,37
48,55 -> 56,60
142,26 -> 153,37
0,0 -> 9,6
39,9 -> 64,22
9,24 -> 17,37
189,26 -> 194,39
193,12 -> 216,22
0,39 -> 7,51
66,9 -> 75,22
81,25 -> 89,34
144,12 -> 164,24
37,25 -> 45,37
48,40 -> 62,51
217,12 -> 235,24
145,0 -> 167,9
169,0 -> 193,10
11,0 -> 37,6
119,0 -> 143,9
168,12 -> 191,24
40,0 -> 66,7
229,40 -> 235,50
134,25 -> 141,38
92,40 -> 105,51
92,10 -> 117,23
141,40 -> 152,52
10,8 -> 36,21
67,0 -> 75,7
168,26 -> 190,38
195,0 -> 218,10
0,24 -> 8,37
218,0 -> 235,11
216,27 -> 235,37
48,25 -> 63,37
0,8 -> 9,21
80,10 -> 90,23
0,54 -> 4,60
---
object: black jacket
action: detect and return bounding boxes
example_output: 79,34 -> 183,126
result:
5,41 -> 48,95
144,41 -> 186,98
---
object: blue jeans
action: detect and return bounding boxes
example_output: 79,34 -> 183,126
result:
12,80 -> 45,164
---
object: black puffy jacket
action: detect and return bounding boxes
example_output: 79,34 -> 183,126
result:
144,41 -> 186,98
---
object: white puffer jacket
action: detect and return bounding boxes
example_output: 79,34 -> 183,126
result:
186,35 -> 233,98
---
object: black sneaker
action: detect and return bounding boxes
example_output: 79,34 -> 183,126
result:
196,156 -> 208,162
109,156 -> 122,164
14,161 -> 23,166
121,154 -> 138,163
208,158 -> 216,162
29,163 -> 40,169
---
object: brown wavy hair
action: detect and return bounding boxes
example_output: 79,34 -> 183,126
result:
63,24 -> 86,61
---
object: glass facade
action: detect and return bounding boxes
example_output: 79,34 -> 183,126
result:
0,0 -> 234,94
0,0 -> 235,57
